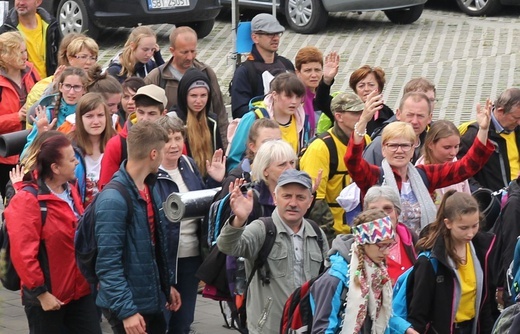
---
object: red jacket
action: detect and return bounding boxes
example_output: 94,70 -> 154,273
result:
4,179 -> 90,305
0,62 -> 40,164
98,116 -> 131,189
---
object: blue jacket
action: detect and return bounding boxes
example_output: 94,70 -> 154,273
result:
94,163 -> 173,320
310,235 -> 412,334
155,155 -> 211,283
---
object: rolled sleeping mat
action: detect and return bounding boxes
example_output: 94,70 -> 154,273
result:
0,130 -> 30,157
163,187 -> 221,222
472,188 -> 502,231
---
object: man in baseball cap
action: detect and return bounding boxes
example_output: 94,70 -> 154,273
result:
300,92 -> 367,239
230,13 -> 295,118
217,168 -> 327,333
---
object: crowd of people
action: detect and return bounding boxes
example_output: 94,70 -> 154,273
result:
1,1 -> 519,334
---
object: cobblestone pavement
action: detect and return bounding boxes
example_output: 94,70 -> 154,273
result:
1,2 -> 520,333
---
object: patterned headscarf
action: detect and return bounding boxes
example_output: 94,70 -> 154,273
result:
352,216 -> 395,245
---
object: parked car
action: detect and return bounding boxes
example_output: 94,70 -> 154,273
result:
221,0 -> 428,34
7,0 -> 221,39
454,0 -> 518,16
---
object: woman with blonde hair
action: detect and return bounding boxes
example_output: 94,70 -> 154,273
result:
0,31 -> 40,197
176,67 -> 223,178
107,26 -> 164,83
345,91 -> 495,235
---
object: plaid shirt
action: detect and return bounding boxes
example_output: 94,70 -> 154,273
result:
344,134 -> 494,196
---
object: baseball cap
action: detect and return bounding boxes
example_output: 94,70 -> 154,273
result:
330,92 -> 365,113
277,170 -> 312,190
251,13 -> 285,34
133,84 -> 168,108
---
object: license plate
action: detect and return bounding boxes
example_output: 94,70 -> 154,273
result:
148,0 -> 190,9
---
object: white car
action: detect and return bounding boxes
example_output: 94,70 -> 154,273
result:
221,0 -> 428,34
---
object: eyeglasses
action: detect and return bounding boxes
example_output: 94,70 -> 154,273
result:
375,241 -> 397,251
73,54 -> 98,62
254,31 -> 283,38
60,83 -> 84,92
384,143 -> 413,152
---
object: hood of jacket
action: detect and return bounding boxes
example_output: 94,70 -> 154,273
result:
176,67 -> 212,122
328,234 -> 355,264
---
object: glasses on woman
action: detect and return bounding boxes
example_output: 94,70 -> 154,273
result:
384,143 -> 413,152
60,83 -> 84,92
74,54 -> 98,62
375,241 -> 397,251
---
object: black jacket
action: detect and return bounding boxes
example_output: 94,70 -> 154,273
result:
176,67 -> 223,156
407,232 -> 497,334
459,121 -> 520,192
0,7 -> 61,76
491,177 -> 520,291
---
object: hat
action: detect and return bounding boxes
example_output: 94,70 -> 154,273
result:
251,13 -> 285,34
133,84 -> 168,108
188,80 -> 210,92
277,169 -> 312,190
352,216 -> 395,245
330,92 -> 365,113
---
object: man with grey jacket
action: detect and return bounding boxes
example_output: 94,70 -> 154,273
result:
217,170 -> 329,334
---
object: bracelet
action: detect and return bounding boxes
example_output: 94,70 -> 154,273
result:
353,122 -> 367,137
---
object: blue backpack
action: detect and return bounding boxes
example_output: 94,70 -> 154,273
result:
74,181 -> 133,285
392,251 -> 439,319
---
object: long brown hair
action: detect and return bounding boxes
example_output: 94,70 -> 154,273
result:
416,190 -> 480,267
68,93 -> 116,155
186,109 -> 212,175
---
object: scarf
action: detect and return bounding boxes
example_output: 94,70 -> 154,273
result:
341,243 -> 393,334
381,159 -> 437,231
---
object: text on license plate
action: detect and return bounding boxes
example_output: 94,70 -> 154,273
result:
149,0 -> 190,9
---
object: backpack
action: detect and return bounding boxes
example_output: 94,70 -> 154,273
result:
74,181 -> 133,285
491,303 -> 520,334
280,268 -> 340,334
392,251 -> 438,320
298,132 -> 345,181
234,217 -> 325,333
0,186 -> 47,291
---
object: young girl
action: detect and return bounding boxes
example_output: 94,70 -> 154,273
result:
415,120 -> 471,205
68,93 -> 116,206
407,190 -> 496,334
24,66 -> 88,153
117,77 -> 146,128
107,26 -> 164,83
227,72 -> 309,171
310,209 -> 417,334
176,67 -> 223,178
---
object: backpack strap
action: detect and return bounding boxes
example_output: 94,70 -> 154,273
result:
253,107 -> 270,119
22,186 -> 47,225
255,217 -> 277,286
119,135 -> 127,164
103,181 -> 134,222
243,60 -> 258,95
157,63 -> 167,90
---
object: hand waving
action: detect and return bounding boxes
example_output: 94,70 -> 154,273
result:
228,180 -> 254,227
476,98 -> 492,131
322,51 -> 340,85
206,149 -> 226,182
31,105 -> 57,133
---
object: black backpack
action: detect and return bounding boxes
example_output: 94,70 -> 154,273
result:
0,186 -> 47,291
74,181 -> 133,285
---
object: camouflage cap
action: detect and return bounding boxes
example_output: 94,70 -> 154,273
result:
330,92 -> 365,113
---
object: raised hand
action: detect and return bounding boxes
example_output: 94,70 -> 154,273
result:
322,51 -> 340,85
476,98 -> 492,131
31,105 -> 57,133
228,179 -> 254,227
360,90 -> 384,124
206,149 -> 226,182
9,164 -> 25,186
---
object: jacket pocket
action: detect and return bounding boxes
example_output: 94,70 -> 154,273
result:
267,243 -> 288,278
309,248 -> 323,274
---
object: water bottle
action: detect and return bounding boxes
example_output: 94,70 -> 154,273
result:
235,257 -> 246,295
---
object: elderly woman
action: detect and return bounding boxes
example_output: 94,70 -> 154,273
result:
363,185 -> 417,285
345,91 -> 495,234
